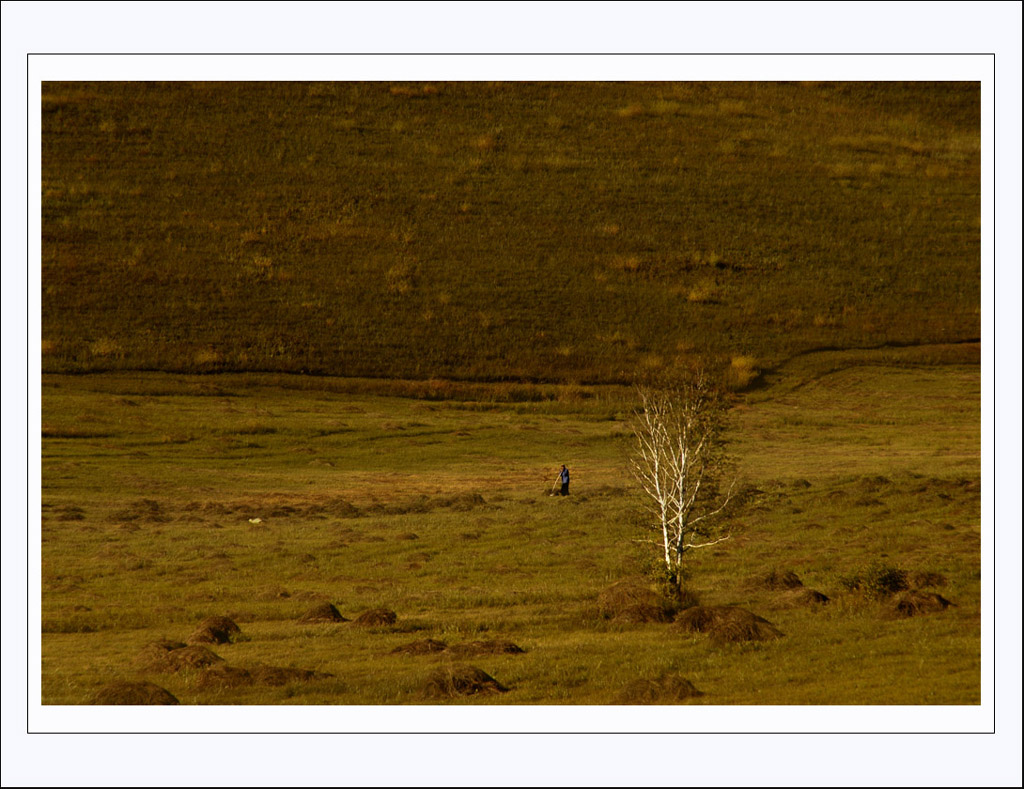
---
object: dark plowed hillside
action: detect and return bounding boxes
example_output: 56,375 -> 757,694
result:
42,81 -> 979,382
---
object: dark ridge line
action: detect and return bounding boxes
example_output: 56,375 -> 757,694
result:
775,337 -> 980,366
39,338 -> 981,393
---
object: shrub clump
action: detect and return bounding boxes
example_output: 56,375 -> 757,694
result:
93,681 -> 179,705
675,606 -> 784,644
421,665 -> 508,698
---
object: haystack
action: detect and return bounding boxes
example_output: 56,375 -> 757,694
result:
422,665 -> 508,698
133,639 -> 187,670
675,605 -> 783,644
780,588 -> 830,607
597,578 -> 675,623
756,569 -> 804,590
391,638 -> 449,655
297,602 -> 349,624
93,681 -> 179,705
187,615 -> 242,645
616,675 -> 704,704
141,644 -> 224,672
194,664 -> 254,690
447,639 -> 526,656
352,608 -> 397,627
892,590 -> 953,617
247,664 -> 333,686
909,571 -> 948,589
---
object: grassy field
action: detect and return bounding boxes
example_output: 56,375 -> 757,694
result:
40,345 -> 980,705
41,81 -> 980,382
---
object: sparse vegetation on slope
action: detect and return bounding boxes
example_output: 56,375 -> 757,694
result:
42,81 -> 979,383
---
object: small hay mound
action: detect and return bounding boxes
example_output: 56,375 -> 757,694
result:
248,664 -> 333,686
133,639 -> 187,669
598,578 -> 675,623
675,606 -> 784,644
781,588 -> 831,607
448,639 -> 526,657
616,675 -> 704,705
442,493 -> 487,512
614,604 -> 675,624
352,608 -> 397,627
391,638 -> 449,655
757,569 -> 804,590
910,571 -> 948,589
188,616 -> 242,645
194,664 -> 254,690
93,681 -> 180,705
154,645 -> 224,672
297,602 -> 349,624
892,590 -> 953,617
255,585 -> 291,600
422,665 -> 508,698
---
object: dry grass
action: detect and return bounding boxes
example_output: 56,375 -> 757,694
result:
42,82 -> 979,382
40,358 -> 980,706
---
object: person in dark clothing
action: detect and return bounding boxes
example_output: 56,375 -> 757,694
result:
558,464 -> 570,496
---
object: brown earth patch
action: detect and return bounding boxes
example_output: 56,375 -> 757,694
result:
352,608 -> 397,627
615,675 -> 704,704
93,681 -> 179,705
675,606 -> 784,644
297,602 -> 349,624
422,665 -> 508,698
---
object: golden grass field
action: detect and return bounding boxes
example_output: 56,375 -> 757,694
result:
41,344 -> 980,705
37,79 -> 982,708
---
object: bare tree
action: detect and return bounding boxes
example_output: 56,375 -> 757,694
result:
629,371 -> 735,596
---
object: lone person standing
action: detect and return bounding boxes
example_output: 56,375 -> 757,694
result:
558,464 -> 570,496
